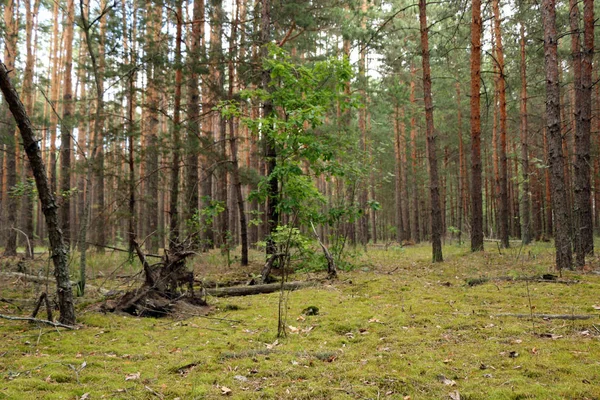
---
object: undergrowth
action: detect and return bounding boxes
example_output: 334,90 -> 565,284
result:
1,241 -> 599,399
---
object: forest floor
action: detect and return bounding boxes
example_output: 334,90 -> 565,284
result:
0,240 -> 600,399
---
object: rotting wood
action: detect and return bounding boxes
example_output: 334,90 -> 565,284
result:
207,281 -> 318,297
0,314 -> 77,329
495,313 -> 595,320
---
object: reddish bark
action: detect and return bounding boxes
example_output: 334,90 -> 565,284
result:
469,0 -> 484,251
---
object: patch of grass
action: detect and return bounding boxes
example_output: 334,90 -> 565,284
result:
1,241 -> 600,398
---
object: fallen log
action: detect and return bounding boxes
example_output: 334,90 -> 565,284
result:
494,313 -> 596,320
206,281 -> 319,297
0,314 -> 77,329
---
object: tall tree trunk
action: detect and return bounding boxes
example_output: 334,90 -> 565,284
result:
60,0 -> 75,247
574,0 -> 594,266
169,0 -> 183,247
519,24 -> 531,245
21,0 -> 37,258
227,0 -> 248,265
542,0 -> 573,271
492,0 -> 509,248
0,63 -> 76,325
394,106 -> 403,243
1,0 -> 18,256
470,0 -> 484,251
410,66 -> 420,243
456,82 -> 466,244
419,0 -> 443,262
261,0 -> 278,256
186,0 -> 204,246
144,1 -> 161,253
49,0 -> 61,195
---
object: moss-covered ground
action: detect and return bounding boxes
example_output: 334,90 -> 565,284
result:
1,241 -> 599,399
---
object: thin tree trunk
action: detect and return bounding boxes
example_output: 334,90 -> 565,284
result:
492,0 -> 509,248
0,63 -> 76,325
186,0 -> 204,247
227,0 -> 248,265
169,0 -> 183,248
419,0 -> 443,262
542,0 -> 573,271
410,67 -> 420,243
519,24 -> 531,245
574,0 -> 594,265
60,0 -> 75,247
261,0 -> 278,257
144,2 -> 161,253
1,0 -> 18,256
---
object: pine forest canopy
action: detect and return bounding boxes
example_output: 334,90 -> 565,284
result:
0,0 -> 597,306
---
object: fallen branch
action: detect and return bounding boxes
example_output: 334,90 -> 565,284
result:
0,314 -> 78,329
0,272 -> 109,295
495,313 -> 595,320
466,276 -> 579,287
206,281 -> 318,297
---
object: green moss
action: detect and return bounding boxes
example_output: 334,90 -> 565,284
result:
1,243 -> 599,398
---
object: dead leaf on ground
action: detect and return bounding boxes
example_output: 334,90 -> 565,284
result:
79,393 -> 90,400
125,372 -> 140,381
449,390 -> 461,400
265,340 -> 278,349
220,386 -> 232,395
592,305 -> 600,310
438,375 -> 456,386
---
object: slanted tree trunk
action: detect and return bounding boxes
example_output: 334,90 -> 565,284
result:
542,0 -> 573,271
418,0 -> 443,262
0,63 -> 76,325
469,0 -> 484,252
519,24 -> 531,245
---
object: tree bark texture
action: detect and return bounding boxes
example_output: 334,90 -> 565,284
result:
419,0 -> 443,262
492,0 -> 509,248
469,0 -> 484,251
542,0 -> 573,271
573,0 -> 594,265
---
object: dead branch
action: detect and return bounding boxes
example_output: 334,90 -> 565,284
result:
0,314 -> 77,329
466,276 -> 579,286
0,272 -> 109,295
310,221 -> 337,279
494,313 -> 596,320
